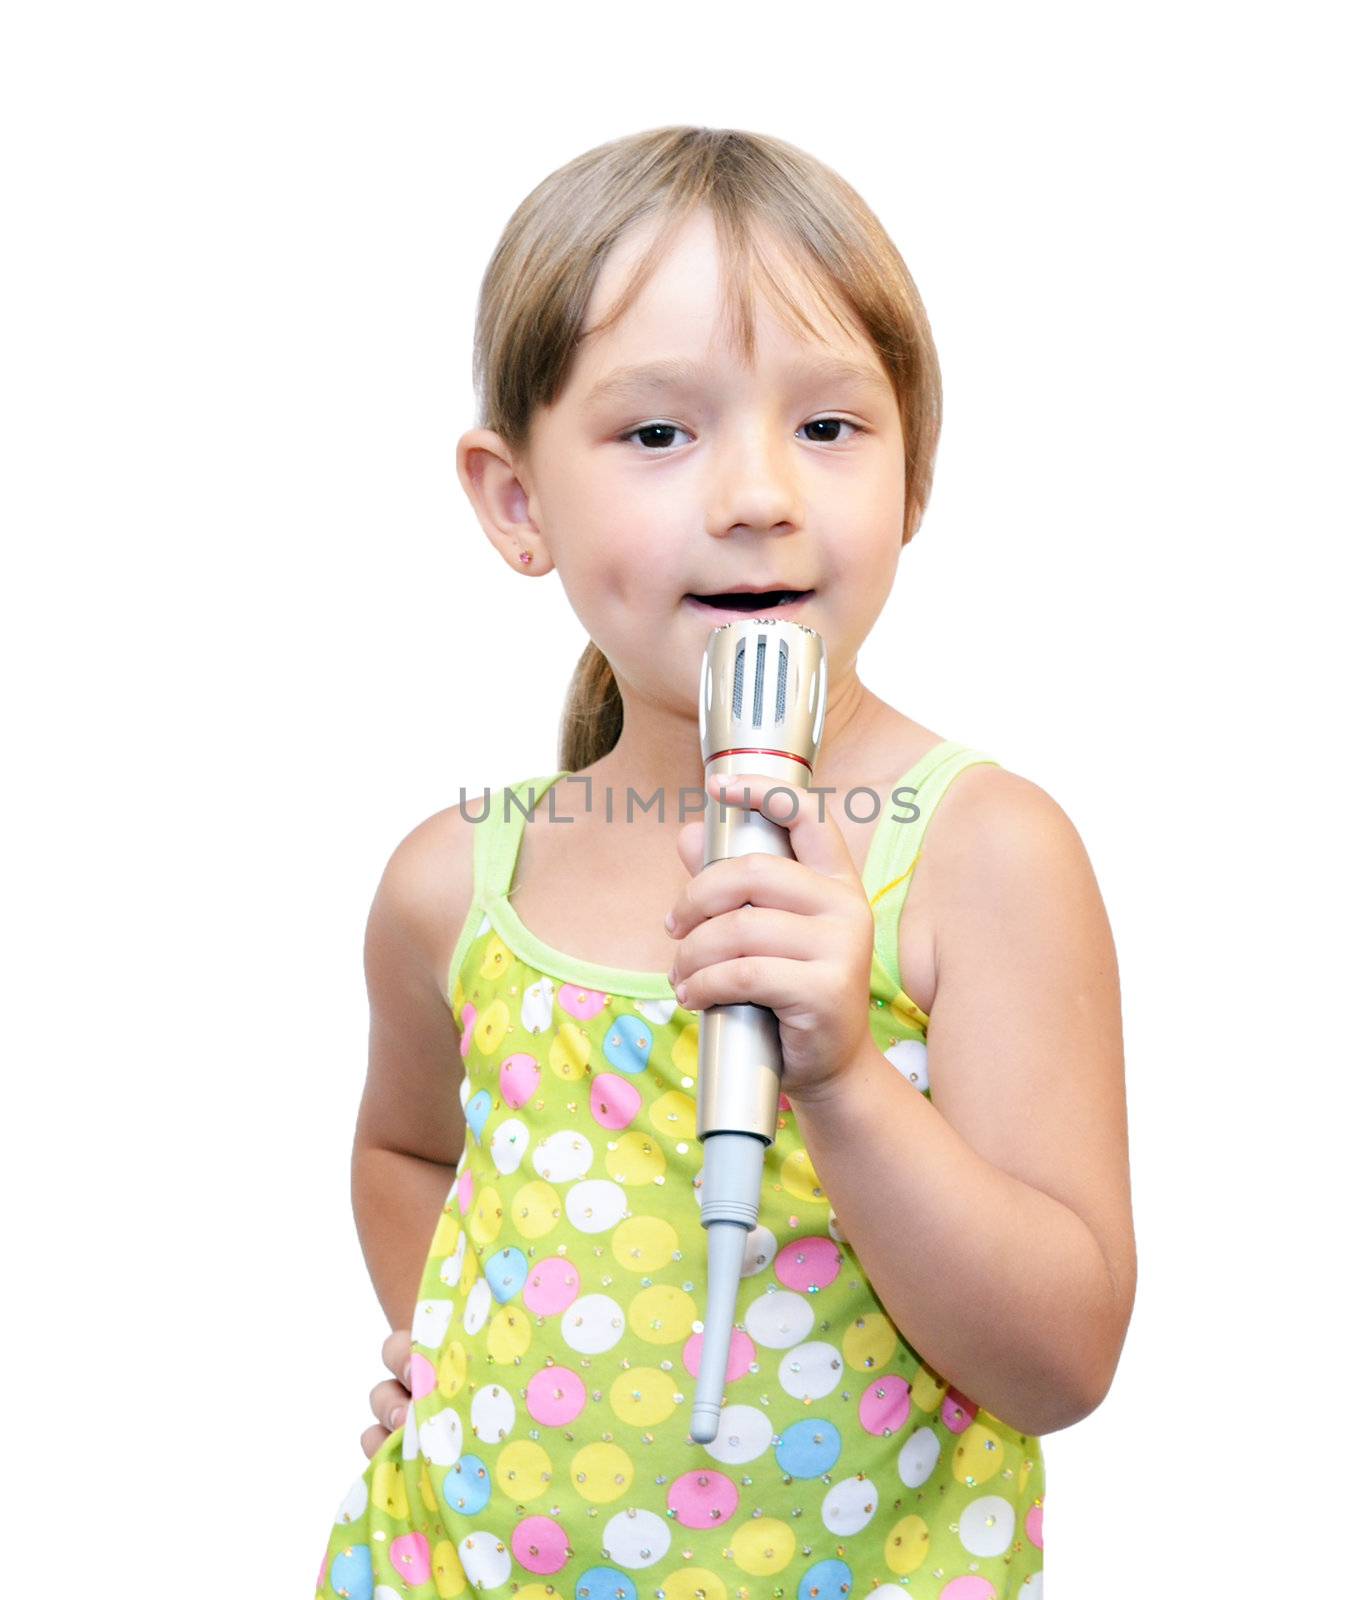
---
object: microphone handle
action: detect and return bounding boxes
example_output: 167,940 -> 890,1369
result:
696,788 -> 794,1143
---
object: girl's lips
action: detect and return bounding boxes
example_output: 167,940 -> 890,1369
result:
685,589 -> 815,619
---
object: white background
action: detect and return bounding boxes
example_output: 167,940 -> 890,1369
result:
5,4 -> 1367,1593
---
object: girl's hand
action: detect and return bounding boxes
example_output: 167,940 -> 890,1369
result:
361,1327 -> 413,1458
667,771 -> 874,1106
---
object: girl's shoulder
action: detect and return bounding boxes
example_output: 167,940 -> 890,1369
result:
910,757 -> 1093,898
902,752 -> 1099,998
351,801 -> 485,1167
859,709 -> 1083,900
369,800 -> 484,1011
876,736 -> 1070,1016
916,752 -> 1063,838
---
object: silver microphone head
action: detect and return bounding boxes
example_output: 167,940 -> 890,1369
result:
698,619 -> 827,779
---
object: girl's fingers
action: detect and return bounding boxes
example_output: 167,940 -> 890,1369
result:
669,905 -> 817,985
675,852 -> 824,930
361,1422 -> 392,1459
676,954 -> 810,1015
668,849 -> 862,938
361,1328 -> 415,1454
706,771 -> 857,878
382,1327 -> 413,1387
370,1377 -> 412,1431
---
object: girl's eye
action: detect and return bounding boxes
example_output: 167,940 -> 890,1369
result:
618,417 -> 865,452
621,422 -> 688,451
800,417 -> 863,444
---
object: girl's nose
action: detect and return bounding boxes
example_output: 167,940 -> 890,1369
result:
704,428 -> 803,539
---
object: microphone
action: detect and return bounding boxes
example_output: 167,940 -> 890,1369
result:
689,618 -> 828,1445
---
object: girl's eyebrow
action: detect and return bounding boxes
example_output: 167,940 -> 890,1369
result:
584,354 -> 887,406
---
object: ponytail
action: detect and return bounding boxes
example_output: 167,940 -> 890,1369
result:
558,640 -> 623,772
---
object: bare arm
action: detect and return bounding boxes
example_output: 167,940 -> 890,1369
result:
351,805 -> 475,1331
789,770 -> 1136,1437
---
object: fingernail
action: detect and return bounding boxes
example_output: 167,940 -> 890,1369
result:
664,911 -> 677,933
390,1405 -> 406,1430
402,1359 -> 411,1387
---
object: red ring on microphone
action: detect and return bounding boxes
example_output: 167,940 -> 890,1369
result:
703,747 -> 813,773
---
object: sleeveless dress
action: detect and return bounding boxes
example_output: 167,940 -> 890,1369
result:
315,741 -> 1047,1600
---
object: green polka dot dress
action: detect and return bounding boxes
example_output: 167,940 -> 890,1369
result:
315,742 -> 1046,1599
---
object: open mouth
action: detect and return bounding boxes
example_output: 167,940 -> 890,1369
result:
686,588 -> 814,614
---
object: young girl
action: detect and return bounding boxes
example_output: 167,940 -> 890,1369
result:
316,126 -> 1133,1599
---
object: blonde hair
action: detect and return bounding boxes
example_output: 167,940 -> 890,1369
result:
471,126 -> 943,772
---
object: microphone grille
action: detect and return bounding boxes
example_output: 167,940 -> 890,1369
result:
752,637 -> 767,726
700,619 -> 826,765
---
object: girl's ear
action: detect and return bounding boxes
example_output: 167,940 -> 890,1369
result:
454,428 -> 554,576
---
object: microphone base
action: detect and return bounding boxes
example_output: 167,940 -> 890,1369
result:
691,1131 -> 767,1445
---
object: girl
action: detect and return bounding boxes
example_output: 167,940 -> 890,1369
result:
317,126 -> 1133,1599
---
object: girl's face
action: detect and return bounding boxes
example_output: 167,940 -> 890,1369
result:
478,208 -> 907,716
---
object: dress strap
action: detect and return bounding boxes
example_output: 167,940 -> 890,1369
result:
471,773 -> 568,904
861,741 -> 1002,998
448,772 -> 568,1007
